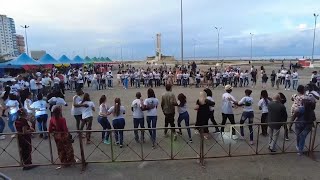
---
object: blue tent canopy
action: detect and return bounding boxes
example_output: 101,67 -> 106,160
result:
38,54 -> 59,65
0,53 -> 37,68
71,55 -> 84,64
58,55 -> 71,64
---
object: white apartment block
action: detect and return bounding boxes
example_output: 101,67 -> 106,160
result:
0,15 -> 16,57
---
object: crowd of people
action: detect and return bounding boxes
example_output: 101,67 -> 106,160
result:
0,62 -> 320,170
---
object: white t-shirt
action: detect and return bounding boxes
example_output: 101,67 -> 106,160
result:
30,79 -> 38,90
42,77 -> 51,86
131,99 -> 144,119
238,96 -> 254,112
24,99 -> 33,114
292,72 -> 298,80
71,95 -> 82,116
177,102 -> 187,114
77,74 -> 84,84
221,93 -> 236,114
81,101 -> 95,119
144,98 -> 159,116
258,98 -> 269,113
30,100 -> 47,116
108,106 -> 126,119
285,74 -> 291,80
99,103 -> 110,116
206,96 -> 215,111
6,100 -> 19,114
53,77 -> 60,84
10,84 -> 20,95
48,97 -> 67,112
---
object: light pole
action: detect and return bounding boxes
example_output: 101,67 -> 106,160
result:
312,13 -> 319,63
180,0 -> 184,65
250,33 -> 254,61
21,25 -> 30,56
214,27 -> 222,61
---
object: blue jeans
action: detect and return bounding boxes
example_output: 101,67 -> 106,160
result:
292,80 -> 298,90
36,114 -> 48,137
8,112 -> 18,132
108,80 -> 113,87
146,116 -> 157,145
295,126 -> 312,153
97,116 -> 111,141
112,118 -> 125,145
177,112 -> 191,139
182,79 -> 188,87
135,79 -> 141,88
0,117 -> 5,133
240,111 -> 254,141
133,118 -> 145,141
123,78 -> 129,89
285,80 -> 291,89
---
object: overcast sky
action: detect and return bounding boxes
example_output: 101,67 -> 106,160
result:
1,0 -> 320,60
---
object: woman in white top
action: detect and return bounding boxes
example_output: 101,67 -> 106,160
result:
98,95 -> 111,144
107,98 -> 126,148
285,71 -> 292,90
131,92 -> 145,143
237,89 -> 254,144
143,88 -> 159,147
5,94 -> 20,137
30,93 -> 48,139
24,92 -> 36,130
80,93 -> 95,144
258,90 -> 271,136
71,89 -> 86,130
176,93 -> 192,142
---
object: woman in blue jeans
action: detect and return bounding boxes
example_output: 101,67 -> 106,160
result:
107,98 -> 126,148
292,98 -> 316,155
177,93 -> 192,143
98,95 -> 111,144
30,94 -> 48,139
143,88 -> 159,148
5,94 -> 20,138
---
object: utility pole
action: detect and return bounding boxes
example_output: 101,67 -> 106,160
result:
312,13 -> 319,63
21,25 -> 30,55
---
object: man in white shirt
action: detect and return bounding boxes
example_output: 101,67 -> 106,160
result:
76,72 -> 84,89
106,71 -> 113,88
220,85 -> 237,139
292,70 -> 299,90
42,74 -> 52,97
29,77 -> 38,101
131,92 -> 145,142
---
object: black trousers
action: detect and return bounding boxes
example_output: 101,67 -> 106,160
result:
209,111 -> 220,131
261,113 -> 268,135
164,113 -> 176,134
221,113 -> 236,135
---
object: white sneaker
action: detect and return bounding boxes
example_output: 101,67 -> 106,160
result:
0,135 -> 5,140
11,134 -> 16,138
232,135 -> 238,140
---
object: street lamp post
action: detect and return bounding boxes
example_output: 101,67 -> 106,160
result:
250,33 -> 254,61
214,27 -> 222,61
180,0 -> 184,65
21,25 -> 30,56
312,13 -> 319,63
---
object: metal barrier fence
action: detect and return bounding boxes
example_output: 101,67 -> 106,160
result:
1,121 -> 320,171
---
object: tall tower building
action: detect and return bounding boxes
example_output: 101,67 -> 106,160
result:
0,15 -> 17,57
16,34 -> 25,55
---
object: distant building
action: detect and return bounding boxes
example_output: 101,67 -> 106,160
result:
0,15 -> 17,57
16,34 -> 25,55
31,50 -> 46,60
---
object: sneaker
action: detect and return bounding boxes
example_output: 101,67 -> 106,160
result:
11,134 -> 16,138
0,135 -> 5,140
232,135 -> 238,140
296,145 -> 299,151
194,131 -> 199,135
103,139 -> 111,145
115,142 -> 120,146
285,138 -> 290,141
119,145 -> 123,148
189,139 -> 193,143
213,129 -> 220,134
250,141 -> 254,145
297,152 -> 302,156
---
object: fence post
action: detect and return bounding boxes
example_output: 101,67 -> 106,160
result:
256,126 -> 260,155
140,129 -> 144,161
170,129 -> 173,160
228,126 -> 232,157
78,131 -> 86,171
199,128 -> 205,167
110,130 -> 115,162
16,133 -> 23,167
282,124 -> 286,153
48,132 -> 54,164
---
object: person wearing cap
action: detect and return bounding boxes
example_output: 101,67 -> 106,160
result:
221,84 -> 238,139
238,89 -> 254,145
